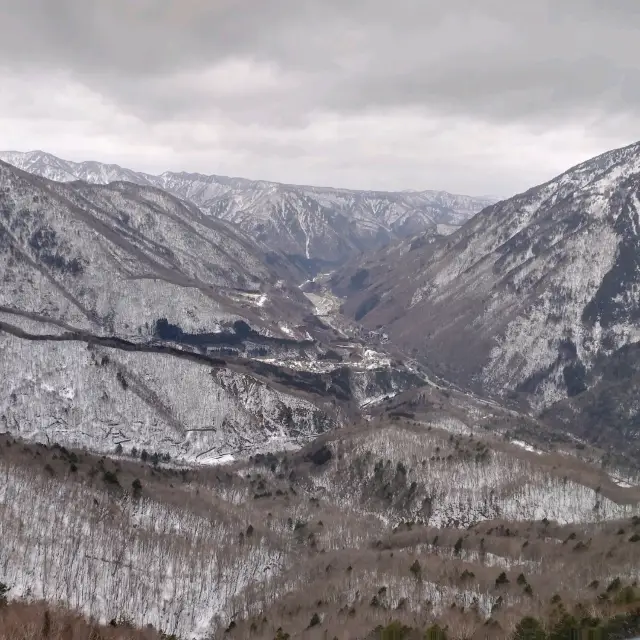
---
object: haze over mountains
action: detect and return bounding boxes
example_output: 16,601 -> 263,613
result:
0,150 -> 496,272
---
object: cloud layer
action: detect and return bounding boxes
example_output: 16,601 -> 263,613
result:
1,0 -> 639,195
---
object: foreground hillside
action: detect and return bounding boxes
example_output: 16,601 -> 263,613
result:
1,600 -> 639,640
0,150 -> 495,271
0,424 -> 638,639
0,601 -> 166,640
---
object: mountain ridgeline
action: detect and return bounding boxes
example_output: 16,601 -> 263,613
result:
0,150 -> 495,273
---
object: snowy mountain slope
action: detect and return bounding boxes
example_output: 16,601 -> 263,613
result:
0,160 -> 313,336
332,140 -> 640,414
0,161 -> 428,459
0,150 -> 495,270
0,322 -> 342,462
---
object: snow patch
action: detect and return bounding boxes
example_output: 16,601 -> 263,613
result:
511,440 -> 543,455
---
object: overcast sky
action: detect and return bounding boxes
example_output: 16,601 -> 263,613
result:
1,0 -> 639,196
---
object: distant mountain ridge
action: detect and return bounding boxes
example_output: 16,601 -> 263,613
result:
0,150 -> 496,272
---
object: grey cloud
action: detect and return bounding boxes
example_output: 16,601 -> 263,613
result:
1,0 -> 640,197
1,0 -> 639,128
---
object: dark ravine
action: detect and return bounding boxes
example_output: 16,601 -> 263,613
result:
0,317 -> 355,406
541,340 -> 640,467
153,317 -> 314,349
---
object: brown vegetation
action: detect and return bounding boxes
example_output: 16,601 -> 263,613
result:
1,421 -> 639,640
0,601 -> 167,640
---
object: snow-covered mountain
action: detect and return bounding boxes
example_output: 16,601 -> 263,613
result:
0,161 -> 425,461
2,150 -> 640,640
332,141 -> 640,423
0,150 -> 496,271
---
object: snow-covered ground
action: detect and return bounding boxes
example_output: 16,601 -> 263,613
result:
511,440 -> 543,455
0,461 -> 282,638
309,426 -> 640,528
